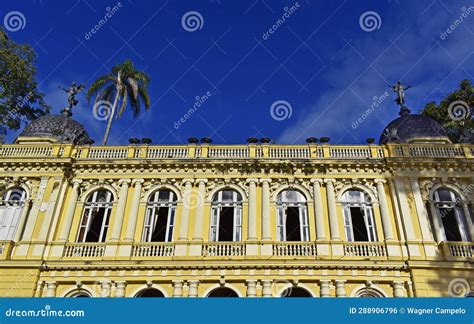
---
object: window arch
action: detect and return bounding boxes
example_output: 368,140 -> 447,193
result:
433,188 -> 471,242
77,190 -> 113,243
142,190 -> 177,242
276,190 -> 309,241
281,287 -> 313,297
207,287 -> 239,297
0,188 -> 27,241
353,288 -> 385,298
68,291 -> 92,298
210,190 -> 242,242
135,288 -> 165,297
342,190 -> 377,242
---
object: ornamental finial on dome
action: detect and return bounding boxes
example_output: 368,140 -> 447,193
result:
390,80 -> 412,116
58,82 -> 84,117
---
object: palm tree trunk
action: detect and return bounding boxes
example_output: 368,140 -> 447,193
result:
101,86 -> 121,145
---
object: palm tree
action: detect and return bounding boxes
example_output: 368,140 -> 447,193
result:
87,59 -> 151,145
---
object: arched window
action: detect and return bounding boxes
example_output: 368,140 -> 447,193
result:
207,287 -> 239,297
433,188 -> 471,242
135,288 -> 165,297
281,287 -> 312,297
77,190 -> 113,243
210,190 -> 242,242
277,190 -> 309,241
354,288 -> 384,298
342,190 -> 377,242
69,291 -> 92,298
142,190 -> 177,242
0,188 -> 27,241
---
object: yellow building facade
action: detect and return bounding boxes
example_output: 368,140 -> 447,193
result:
0,108 -> 473,298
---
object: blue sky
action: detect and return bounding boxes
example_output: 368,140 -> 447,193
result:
1,0 -> 473,145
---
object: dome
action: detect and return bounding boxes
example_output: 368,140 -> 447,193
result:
379,112 -> 449,144
16,112 -> 94,145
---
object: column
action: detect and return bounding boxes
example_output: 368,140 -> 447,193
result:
178,180 -> 194,240
124,179 -> 144,241
262,280 -> 272,297
100,280 -> 112,297
44,281 -> 57,297
247,179 -> 258,240
21,178 -> 48,240
311,179 -> 326,240
409,178 -> 434,241
246,280 -> 257,297
115,281 -> 126,297
462,203 -> 474,240
429,202 -> 444,243
58,180 -> 82,242
261,179 -> 271,240
13,200 -> 32,242
393,179 -> 416,240
188,280 -> 199,297
110,179 -> 131,241
393,281 -> 406,297
375,179 -> 394,241
335,280 -> 346,297
320,280 -> 331,297
172,280 -> 184,297
192,179 -> 207,240
324,179 -> 340,240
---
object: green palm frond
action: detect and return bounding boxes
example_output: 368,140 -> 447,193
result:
86,75 -> 114,102
138,86 -> 151,110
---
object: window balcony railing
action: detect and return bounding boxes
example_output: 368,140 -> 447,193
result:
132,242 -> 175,257
440,241 -> 474,261
0,143 -> 472,160
63,243 -> 105,258
272,242 -> 317,257
202,242 -> 246,257
343,242 -> 387,258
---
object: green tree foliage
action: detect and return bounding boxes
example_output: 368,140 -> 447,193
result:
421,79 -> 473,143
0,29 -> 49,136
87,59 -> 151,145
